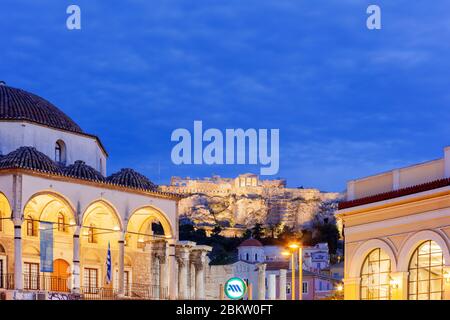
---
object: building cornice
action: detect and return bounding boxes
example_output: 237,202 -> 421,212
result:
0,167 -> 183,201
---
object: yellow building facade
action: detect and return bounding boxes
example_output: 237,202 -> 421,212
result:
338,147 -> 450,300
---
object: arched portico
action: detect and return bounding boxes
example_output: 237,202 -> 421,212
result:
79,200 -> 123,297
126,205 -> 174,245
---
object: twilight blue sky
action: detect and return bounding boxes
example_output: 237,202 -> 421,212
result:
1,1 -> 450,192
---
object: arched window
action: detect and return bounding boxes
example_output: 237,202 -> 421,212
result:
408,240 -> 445,300
55,140 -> 66,164
57,212 -> 66,232
360,248 -> 391,300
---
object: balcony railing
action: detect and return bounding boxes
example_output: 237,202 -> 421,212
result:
0,273 -> 167,300
0,273 -> 14,290
81,286 -> 118,300
23,273 -> 70,292
80,284 -> 167,300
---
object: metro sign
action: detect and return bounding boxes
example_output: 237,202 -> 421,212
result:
224,277 -> 247,300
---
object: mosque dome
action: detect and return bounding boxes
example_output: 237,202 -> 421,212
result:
62,160 -> 105,182
0,84 -> 83,133
107,168 -> 158,191
0,146 -> 63,174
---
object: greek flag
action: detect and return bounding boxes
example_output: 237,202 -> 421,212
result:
106,241 -> 112,284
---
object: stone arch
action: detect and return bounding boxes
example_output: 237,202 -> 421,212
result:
81,199 -> 123,231
0,242 -> 5,254
0,192 -> 12,218
397,229 -> 450,271
126,205 -> 174,239
348,238 -> 397,278
81,199 -> 123,246
24,191 -> 76,222
0,192 -> 13,234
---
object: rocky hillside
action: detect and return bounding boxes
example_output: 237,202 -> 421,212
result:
177,188 -> 342,230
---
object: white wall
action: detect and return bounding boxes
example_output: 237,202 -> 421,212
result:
0,121 -> 107,175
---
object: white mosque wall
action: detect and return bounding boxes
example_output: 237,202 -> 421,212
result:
0,121 -> 107,175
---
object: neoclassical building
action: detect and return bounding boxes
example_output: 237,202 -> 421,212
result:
0,83 -> 210,300
338,147 -> 450,300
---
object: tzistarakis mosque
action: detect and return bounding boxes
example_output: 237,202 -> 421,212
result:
0,83 -> 211,300
338,147 -> 450,300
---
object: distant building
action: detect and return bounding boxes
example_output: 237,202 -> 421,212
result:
163,173 -> 286,195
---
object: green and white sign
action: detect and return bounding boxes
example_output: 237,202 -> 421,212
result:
224,277 -> 247,300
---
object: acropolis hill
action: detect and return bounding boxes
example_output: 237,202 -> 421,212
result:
160,174 -> 342,236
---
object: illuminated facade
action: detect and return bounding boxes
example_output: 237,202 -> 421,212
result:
0,84 -> 211,300
338,147 -> 450,300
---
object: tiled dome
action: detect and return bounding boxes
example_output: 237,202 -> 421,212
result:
0,84 -> 83,133
62,160 -> 105,182
107,168 -> 157,190
0,146 -> 62,174
239,238 -> 263,247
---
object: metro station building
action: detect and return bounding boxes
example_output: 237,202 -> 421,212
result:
338,147 -> 450,300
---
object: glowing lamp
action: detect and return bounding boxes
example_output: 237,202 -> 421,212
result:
113,226 -> 120,231
390,278 -> 399,289
444,272 -> 450,283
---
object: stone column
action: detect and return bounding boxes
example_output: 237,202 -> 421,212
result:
257,263 -> 266,300
118,233 -> 125,296
390,271 -> 408,300
168,240 -> 178,300
279,269 -> 287,300
194,263 -> 205,300
267,274 -> 276,300
443,266 -> 450,300
159,253 -> 169,299
191,246 -> 212,300
343,277 -> 360,300
13,219 -> 23,290
72,226 -> 81,294
176,248 -> 190,299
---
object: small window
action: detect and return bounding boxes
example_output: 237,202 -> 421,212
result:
24,262 -> 40,290
255,253 -> 258,261
26,216 -> 37,237
57,213 -> 66,232
84,268 -> 98,294
88,224 -> 97,243
302,282 -> 308,294
55,140 -> 66,164
246,253 -> 249,261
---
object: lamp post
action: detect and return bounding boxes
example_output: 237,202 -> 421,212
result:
281,250 -> 295,300
288,243 -> 302,301
283,242 -> 302,301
